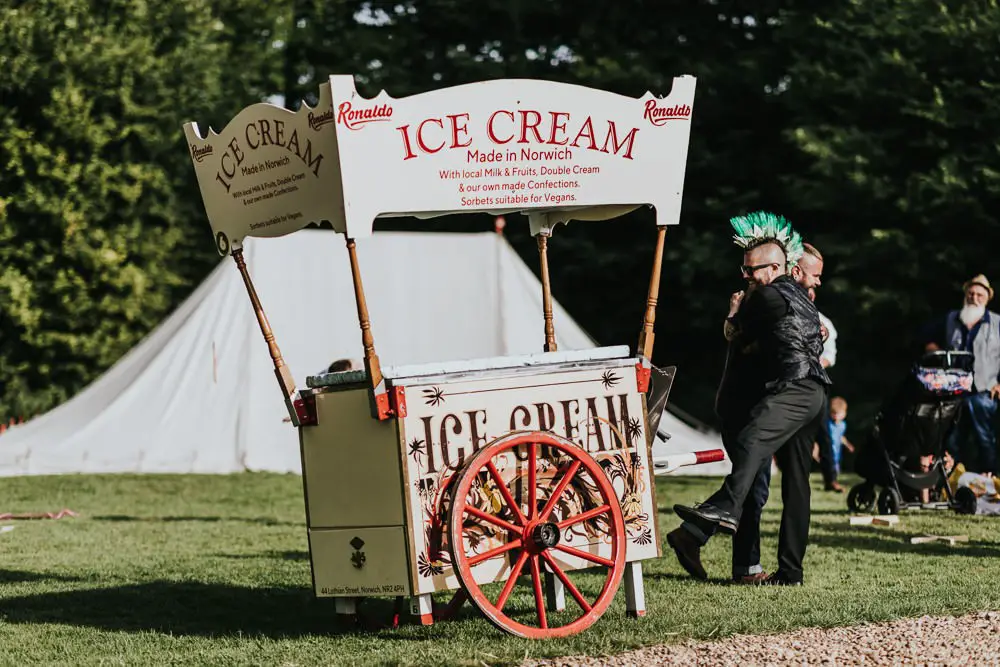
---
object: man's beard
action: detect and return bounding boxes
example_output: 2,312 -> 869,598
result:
960,303 -> 986,328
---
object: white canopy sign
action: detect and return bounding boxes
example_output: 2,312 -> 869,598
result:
184,75 -> 696,252
328,75 -> 696,237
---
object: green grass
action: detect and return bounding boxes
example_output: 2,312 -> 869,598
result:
1,472 -> 998,666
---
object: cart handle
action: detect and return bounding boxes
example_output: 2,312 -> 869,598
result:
652,448 -> 725,475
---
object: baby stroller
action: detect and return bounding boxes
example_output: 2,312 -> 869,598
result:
847,350 -> 976,515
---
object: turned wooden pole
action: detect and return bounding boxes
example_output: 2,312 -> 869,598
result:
232,249 -> 296,397
637,226 -> 667,360
345,238 -> 384,389
537,234 -> 557,353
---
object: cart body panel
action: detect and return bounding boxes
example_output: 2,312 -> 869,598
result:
398,357 -> 657,595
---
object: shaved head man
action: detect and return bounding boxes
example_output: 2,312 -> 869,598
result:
741,242 -> 786,289
668,212 -> 830,587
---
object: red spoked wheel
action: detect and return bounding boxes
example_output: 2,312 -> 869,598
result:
447,431 -> 626,638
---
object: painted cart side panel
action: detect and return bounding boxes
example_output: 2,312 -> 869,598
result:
397,359 -> 657,596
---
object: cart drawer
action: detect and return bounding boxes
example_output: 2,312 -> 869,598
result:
309,526 -> 411,597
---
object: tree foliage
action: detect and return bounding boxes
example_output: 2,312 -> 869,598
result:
776,0 -> 1000,420
1,0 -> 997,430
0,0 -> 235,416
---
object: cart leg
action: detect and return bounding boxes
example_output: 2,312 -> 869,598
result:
433,589 -> 468,621
624,562 -> 646,618
410,593 -> 435,626
334,596 -> 358,619
544,572 -> 566,612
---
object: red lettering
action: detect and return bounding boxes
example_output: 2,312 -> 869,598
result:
337,102 -> 351,125
600,121 -> 639,160
487,110 -> 515,144
548,111 -> 570,145
337,101 -> 394,130
416,118 -> 445,154
570,117 -> 598,151
397,124 -> 418,160
447,113 -> 472,148
518,110 -> 544,144
642,99 -> 692,126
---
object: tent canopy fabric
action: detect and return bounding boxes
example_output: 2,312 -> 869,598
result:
0,230 -> 727,477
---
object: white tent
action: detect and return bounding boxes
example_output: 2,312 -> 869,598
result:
0,230 -> 727,477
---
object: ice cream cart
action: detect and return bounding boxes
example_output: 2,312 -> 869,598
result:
183,74 -> 721,638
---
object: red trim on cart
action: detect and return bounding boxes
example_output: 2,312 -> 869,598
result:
635,363 -> 651,393
293,395 -> 318,426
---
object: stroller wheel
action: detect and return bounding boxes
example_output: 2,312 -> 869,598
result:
847,484 -> 876,513
954,487 -> 978,515
877,487 -> 902,515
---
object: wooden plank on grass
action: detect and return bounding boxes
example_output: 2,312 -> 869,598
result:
850,515 -> 900,526
909,534 -> 969,546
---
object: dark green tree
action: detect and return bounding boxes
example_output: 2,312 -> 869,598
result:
0,0 -> 238,417
777,0 -> 1000,422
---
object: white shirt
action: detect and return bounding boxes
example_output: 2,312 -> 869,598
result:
818,310 -> 837,368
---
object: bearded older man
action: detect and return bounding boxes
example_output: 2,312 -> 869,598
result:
924,275 -> 1000,475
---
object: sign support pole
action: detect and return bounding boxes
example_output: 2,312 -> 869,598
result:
537,233 -> 557,353
345,238 -> 387,416
637,226 -> 667,361
231,248 -> 299,425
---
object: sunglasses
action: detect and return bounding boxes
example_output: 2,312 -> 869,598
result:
740,262 -> 779,277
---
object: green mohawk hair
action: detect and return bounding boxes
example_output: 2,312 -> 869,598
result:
729,211 -> 804,268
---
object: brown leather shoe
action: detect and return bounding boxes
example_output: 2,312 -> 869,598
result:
732,571 -> 770,585
666,527 -> 707,580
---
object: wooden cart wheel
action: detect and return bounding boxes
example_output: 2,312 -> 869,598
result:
447,431 -> 626,639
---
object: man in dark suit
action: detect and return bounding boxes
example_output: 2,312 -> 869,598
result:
666,212 -> 830,586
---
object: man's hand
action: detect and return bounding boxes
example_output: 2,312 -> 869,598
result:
723,319 -> 738,341
820,323 -> 829,342
990,384 -> 1000,401
728,290 -> 745,318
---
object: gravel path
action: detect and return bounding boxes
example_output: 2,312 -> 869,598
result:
524,611 -> 1000,666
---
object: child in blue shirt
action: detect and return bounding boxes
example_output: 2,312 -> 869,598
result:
821,396 -> 855,491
